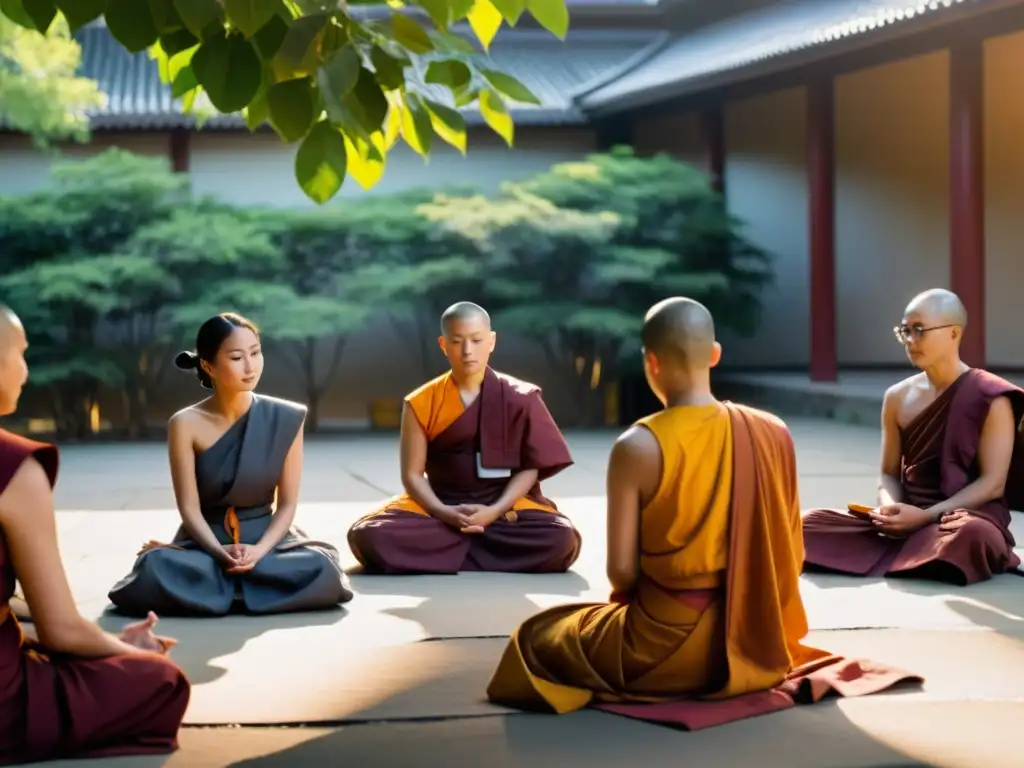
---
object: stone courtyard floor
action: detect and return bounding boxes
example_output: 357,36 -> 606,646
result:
42,419 -> 1024,767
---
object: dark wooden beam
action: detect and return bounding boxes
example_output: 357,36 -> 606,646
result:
807,78 -> 837,383
949,38 -> 986,367
699,106 -> 725,193
169,128 -> 190,173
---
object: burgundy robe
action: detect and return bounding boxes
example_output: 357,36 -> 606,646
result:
802,369 -> 1023,585
348,368 -> 581,574
0,429 -> 190,765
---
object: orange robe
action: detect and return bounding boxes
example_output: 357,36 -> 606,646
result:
348,368 -> 580,574
486,402 -> 920,729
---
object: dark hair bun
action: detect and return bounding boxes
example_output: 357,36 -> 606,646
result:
175,351 -> 199,370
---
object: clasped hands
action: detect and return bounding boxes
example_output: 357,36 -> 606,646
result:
867,503 -> 967,536
218,543 -> 269,574
119,611 -> 177,655
436,503 -> 505,534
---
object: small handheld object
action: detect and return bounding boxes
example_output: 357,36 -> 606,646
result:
476,452 -> 512,479
847,503 -> 874,520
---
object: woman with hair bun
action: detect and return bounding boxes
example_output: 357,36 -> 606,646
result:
108,313 -> 352,617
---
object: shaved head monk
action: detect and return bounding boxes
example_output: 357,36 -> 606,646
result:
347,302 -> 581,574
803,288 -> 1023,585
487,297 -> 913,725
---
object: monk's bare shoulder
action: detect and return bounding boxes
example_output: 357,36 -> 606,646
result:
613,424 -> 661,461
167,404 -> 207,435
883,374 -> 922,409
0,455 -> 52,518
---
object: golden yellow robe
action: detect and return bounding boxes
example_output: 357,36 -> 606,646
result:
486,402 -> 833,713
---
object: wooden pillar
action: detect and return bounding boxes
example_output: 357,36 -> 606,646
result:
949,40 -> 985,368
807,79 -> 837,382
595,116 -> 633,152
169,128 -> 190,173
700,106 -> 725,194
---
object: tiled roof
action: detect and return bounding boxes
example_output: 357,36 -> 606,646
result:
74,25 -> 661,130
577,0 -> 1000,112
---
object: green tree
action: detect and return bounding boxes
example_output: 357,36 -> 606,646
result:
425,149 -> 775,425
1,0 -> 570,204
0,13 -> 103,143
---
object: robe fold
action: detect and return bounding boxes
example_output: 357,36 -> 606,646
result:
803,368 -> 1023,585
348,368 -> 581,574
108,394 -> 353,617
486,403 -> 919,729
0,428 -> 190,765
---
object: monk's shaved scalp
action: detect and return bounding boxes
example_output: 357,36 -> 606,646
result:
0,304 -> 19,349
641,297 -> 716,367
905,288 -> 968,328
440,301 -> 491,335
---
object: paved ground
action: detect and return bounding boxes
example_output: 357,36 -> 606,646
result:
37,418 -> 1024,767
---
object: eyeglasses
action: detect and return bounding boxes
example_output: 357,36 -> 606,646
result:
892,323 -> 956,344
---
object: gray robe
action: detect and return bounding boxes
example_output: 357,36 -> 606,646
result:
107,394 -> 353,617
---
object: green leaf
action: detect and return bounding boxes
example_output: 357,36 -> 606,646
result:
148,0 -> 184,33
318,45 -> 361,102
370,46 -> 406,91
295,120 -> 348,204
390,12 -> 434,54
105,0 -> 160,53
251,13 -> 288,59
244,89 -> 270,130
479,87 -> 512,145
424,98 -> 466,154
53,0 -> 105,31
400,94 -> 433,157
454,87 -> 478,108
0,0 -> 35,29
526,0 -> 567,38
343,132 -> 386,190
267,77 -> 316,142
19,0 -> 56,32
480,68 -> 539,104
466,0 -> 501,50
424,60 -> 471,94
172,0 -> 224,39
171,65 -> 198,97
448,0 -> 473,21
415,0 -> 449,29
428,29 -> 477,54
343,68 -> 389,135
272,13 -> 325,77
160,28 -> 200,55
488,0 -> 524,24
224,0 -> 281,37
191,31 -> 263,113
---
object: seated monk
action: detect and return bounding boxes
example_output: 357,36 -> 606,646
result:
348,302 -> 580,574
487,297 -> 915,725
108,313 -> 353,617
0,305 -> 190,764
803,289 -> 1023,586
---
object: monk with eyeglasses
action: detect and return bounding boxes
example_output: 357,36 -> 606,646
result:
802,289 -> 1023,585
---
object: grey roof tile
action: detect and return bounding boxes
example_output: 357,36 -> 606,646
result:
73,25 -> 659,130
578,0 -> 997,111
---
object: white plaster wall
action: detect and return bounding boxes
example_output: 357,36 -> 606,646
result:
0,132 -> 171,196
984,31 -> 1024,367
834,51 -> 950,365
188,126 -> 598,207
722,88 -> 810,367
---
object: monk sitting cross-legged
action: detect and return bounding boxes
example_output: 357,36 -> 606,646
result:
803,288 -> 1023,586
0,305 -> 189,764
487,297 -> 917,729
347,302 -> 581,575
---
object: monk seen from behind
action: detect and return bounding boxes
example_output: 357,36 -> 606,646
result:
803,288 -> 1023,585
348,302 -> 581,574
487,297 -> 918,728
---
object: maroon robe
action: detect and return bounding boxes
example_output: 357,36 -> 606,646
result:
802,369 -> 1023,585
348,368 -> 581,574
0,429 -> 190,765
